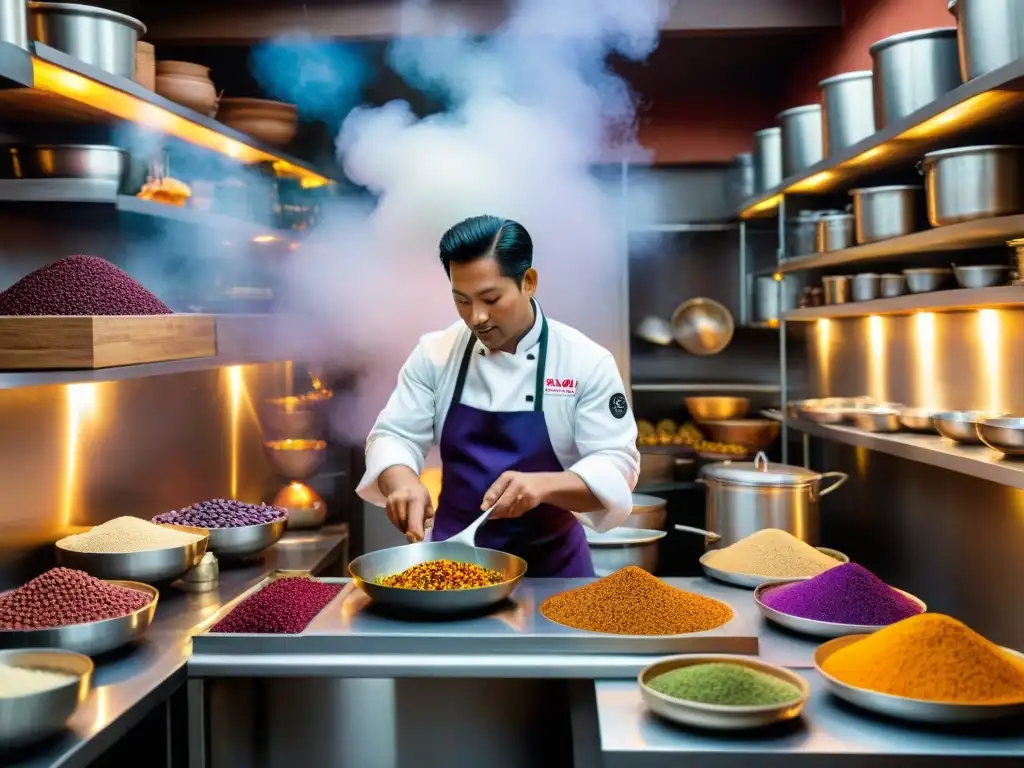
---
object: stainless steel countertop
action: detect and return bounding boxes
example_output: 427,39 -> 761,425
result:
592,676 -> 1024,766
188,577 -> 819,678
5,527 -> 348,768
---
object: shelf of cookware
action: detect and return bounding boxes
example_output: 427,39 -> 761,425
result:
784,286 -> 1024,321
777,214 -> 1024,274
738,55 -> 1024,220
632,382 -> 783,394
581,677 -> 1024,768
0,42 -> 332,190
780,415 -> 1024,493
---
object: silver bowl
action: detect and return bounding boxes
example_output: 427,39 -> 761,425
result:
264,439 -> 327,480
953,265 -> 1011,289
799,405 -> 846,424
0,648 -> 93,748
638,654 -> 809,731
814,636 -> 1024,723
585,527 -> 665,577
670,298 -> 735,356
56,525 -> 208,583
899,407 -> 938,432
977,417 -> 1024,456
880,273 -> 907,298
903,267 -> 954,293
0,580 -> 158,656
700,547 -> 849,589
850,407 -> 901,433
933,410 -> 1004,445
754,581 -> 926,638
207,519 -> 287,560
273,482 -> 327,530
349,541 -> 527,614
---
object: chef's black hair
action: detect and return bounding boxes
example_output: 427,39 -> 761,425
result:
439,215 -> 533,284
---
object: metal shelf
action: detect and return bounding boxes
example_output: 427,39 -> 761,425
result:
631,382 -> 781,393
779,214 -> 1024,273
788,416 -> 1024,491
738,56 -> 1024,219
785,285 -> 1024,320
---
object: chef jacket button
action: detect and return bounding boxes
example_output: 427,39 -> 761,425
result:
527,354 -> 535,360
525,395 -> 534,402
478,349 -> 486,356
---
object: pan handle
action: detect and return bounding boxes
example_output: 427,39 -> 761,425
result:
674,524 -> 721,542
819,471 -> 848,497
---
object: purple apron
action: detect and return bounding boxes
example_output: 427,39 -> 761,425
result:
430,316 -> 594,577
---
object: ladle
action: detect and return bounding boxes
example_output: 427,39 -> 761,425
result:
673,524 -> 722,542
447,506 -> 495,546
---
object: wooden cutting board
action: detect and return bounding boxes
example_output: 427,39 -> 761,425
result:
0,314 -> 217,369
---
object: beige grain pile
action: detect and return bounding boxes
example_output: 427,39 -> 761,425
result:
0,663 -> 76,697
703,528 -> 841,578
57,516 -> 203,554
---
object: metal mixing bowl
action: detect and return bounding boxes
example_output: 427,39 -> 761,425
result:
585,528 -> 665,578
670,298 -> 735,355
899,407 -> 938,432
904,268 -> 954,293
953,265 -> 1011,289
933,410 -> 1004,445
685,396 -> 750,421
0,580 -> 158,656
0,648 -> 93,748
697,419 -> 781,450
207,519 -> 287,560
264,439 -> 327,480
976,417 -> 1024,456
850,407 -> 902,433
349,541 -> 527,614
55,525 -> 208,583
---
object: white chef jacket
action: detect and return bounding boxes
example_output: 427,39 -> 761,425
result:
356,302 -> 640,532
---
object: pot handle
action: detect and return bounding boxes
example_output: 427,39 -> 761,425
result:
674,524 -> 721,542
819,471 -> 848,497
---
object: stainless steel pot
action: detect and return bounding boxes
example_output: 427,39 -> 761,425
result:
816,213 -> 854,253
822,275 -> 851,305
778,105 -> 824,177
949,0 -> 1024,81
585,528 -> 664,577
880,273 -> 907,298
869,27 -> 961,128
730,152 -> 755,204
753,127 -> 783,193
788,210 -> 834,258
700,452 -> 848,548
922,145 -> 1024,226
851,273 -> 881,302
28,2 -> 145,79
0,144 -> 126,184
754,275 -> 800,323
850,185 -> 921,244
820,71 -> 875,155
623,493 -> 667,530
0,0 -> 28,49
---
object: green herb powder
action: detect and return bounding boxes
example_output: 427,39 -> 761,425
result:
648,662 -> 801,707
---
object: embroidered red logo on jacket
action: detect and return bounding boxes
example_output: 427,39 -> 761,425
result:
545,378 -> 577,396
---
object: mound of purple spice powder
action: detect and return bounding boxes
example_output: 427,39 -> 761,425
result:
760,562 -> 923,626
211,577 -> 341,634
0,255 -> 172,316
153,499 -> 288,529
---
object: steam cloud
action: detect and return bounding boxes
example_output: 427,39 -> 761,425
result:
267,0 -> 668,444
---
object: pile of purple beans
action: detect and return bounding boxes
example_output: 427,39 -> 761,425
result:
212,578 -> 342,633
0,255 -> 172,316
0,567 -> 151,629
152,499 -> 288,529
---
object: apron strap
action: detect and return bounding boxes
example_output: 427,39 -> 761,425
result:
450,313 -> 550,412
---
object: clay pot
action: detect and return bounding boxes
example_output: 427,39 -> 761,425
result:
156,60 -> 210,79
135,42 -> 155,90
155,73 -> 218,117
217,98 -> 298,146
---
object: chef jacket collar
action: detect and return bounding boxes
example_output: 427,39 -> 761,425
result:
509,298 -> 542,356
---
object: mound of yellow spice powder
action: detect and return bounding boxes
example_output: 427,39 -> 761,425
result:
822,613 -> 1024,704
540,566 -> 733,635
703,528 -> 841,579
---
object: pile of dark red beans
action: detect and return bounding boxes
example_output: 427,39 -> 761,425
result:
153,499 -> 288,529
0,568 -> 151,629
212,577 -> 342,634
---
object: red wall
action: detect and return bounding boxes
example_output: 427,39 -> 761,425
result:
637,99 -> 781,164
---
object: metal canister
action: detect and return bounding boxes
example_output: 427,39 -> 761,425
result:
0,0 -> 27,49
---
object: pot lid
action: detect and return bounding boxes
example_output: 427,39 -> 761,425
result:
702,451 -> 821,486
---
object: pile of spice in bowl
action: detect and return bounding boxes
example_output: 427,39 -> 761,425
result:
376,560 -> 503,590
0,568 -> 152,630
540,566 -> 732,635
758,563 -> 924,633
153,499 -> 287,529
702,529 -> 843,585
0,662 -> 77,697
57,517 -> 204,553
648,662 -> 803,707
819,613 -> 1024,706
211,577 -> 342,634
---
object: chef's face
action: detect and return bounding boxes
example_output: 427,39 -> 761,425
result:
450,256 -> 537,351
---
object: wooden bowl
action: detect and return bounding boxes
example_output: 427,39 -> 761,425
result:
156,73 -> 218,117
156,60 -> 210,79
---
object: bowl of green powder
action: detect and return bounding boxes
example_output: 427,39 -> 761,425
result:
639,655 -> 808,729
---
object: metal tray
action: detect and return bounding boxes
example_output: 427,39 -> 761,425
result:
700,547 -> 849,589
754,581 -> 926,638
0,648 -> 93,748
814,636 -> 1024,723
0,580 -> 158,656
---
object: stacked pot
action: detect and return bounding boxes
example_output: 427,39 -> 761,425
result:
155,61 -> 219,117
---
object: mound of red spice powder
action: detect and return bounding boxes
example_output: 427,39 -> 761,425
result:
0,567 -> 152,629
0,255 -> 172,315
212,577 -> 342,634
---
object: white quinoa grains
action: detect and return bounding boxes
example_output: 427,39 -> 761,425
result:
703,528 -> 842,578
0,663 -> 76,697
57,516 -> 203,553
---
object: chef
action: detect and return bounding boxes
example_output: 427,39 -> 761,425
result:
356,215 -> 640,577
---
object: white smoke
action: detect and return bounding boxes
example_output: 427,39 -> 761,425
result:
274,0 -> 669,443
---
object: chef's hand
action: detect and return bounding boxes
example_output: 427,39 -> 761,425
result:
379,466 -> 434,543
483,471 -> 554,519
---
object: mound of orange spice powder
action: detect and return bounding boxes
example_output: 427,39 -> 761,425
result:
822,613 -> 1024,704
540,566 -> 733,635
